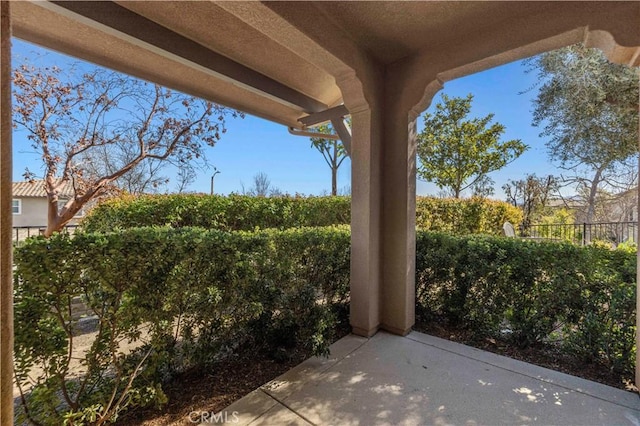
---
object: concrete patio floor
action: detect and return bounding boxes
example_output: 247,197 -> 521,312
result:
217,331 -> 640,425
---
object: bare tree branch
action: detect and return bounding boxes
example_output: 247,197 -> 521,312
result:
12,62 -> 243,235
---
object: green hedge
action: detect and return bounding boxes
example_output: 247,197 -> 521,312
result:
83,194 -> 521,236
16,223 -> 631,423
13,226 -> 350,425
416,197 -> 522,235
82,194 -> 351,232
416,231 -> 636,377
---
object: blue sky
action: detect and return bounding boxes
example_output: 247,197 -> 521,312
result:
12,38 -> 555,199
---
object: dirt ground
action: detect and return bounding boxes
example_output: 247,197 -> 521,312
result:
117,354 -> 306,426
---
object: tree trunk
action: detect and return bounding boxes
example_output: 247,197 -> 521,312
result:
45,176 -> 61,237
45,199 -> 84,237
331,143 -> 338,196
332,167 -> 337,196
583,167 -> 604,245
585,168 -> 604,224
44,179 -> 89,237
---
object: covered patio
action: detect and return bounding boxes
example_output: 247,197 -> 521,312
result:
221,331 -> 640,425
1,1 -> 640,423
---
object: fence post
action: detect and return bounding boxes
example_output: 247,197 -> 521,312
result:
582,222 -> 587,246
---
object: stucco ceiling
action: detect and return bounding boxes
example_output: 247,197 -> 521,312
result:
296,2 -> 640,64
116,1 -> 342,107
281,1 -> 521,64
9,1 -> 640,128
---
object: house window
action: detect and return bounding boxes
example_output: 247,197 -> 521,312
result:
12,199 -> 21,215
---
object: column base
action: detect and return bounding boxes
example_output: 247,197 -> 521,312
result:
380,323 -> 413,336
351,324 -> 379,338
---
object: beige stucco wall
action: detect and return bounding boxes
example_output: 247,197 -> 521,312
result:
12,197 -> 47,227
12,197 -> 81,228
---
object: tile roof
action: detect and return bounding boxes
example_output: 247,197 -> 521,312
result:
12,180 -> 75,198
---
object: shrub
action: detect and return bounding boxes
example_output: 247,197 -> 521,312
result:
83,194 -> 520,236
563,246 -> 636,375
415,196 -> 522,235
13,226 -> 350,425
15,223 -> 636,423
82,194 -> 351,232
415,231 -> 636,376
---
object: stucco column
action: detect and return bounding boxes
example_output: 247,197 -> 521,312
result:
343,71 -> 384,337
349,100 -> 416,337
378,91 -> 418,336
636,70 -> 640,389
0,1 -> 12,422
345,64 -> 439,336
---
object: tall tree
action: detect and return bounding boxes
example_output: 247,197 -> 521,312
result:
528,43 -> 639,223
13,63 -> 241,236
503,174 -> 558,229
471,175 -> 496,198
310,123 -> 348,196
82,141 -> 169,194
417,94 -> 527,198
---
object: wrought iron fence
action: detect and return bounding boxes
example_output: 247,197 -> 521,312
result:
520,221 -> 637,246
12,225 -> 79,243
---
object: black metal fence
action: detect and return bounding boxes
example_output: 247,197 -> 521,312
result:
520,221 -> 637,246
12,225 -> 80,243
14,222 -> 639,247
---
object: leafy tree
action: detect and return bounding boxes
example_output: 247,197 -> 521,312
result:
13,63 -> 241,236
417,94 -> 527,198
310,123 -> 348,196
527,43 -> 639,223
503,174 -> 558,228
471,175 -> 495,198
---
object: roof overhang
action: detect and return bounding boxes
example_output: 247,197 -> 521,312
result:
10,1 -> 640,129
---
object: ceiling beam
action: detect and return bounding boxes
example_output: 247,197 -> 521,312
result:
298,104 -> 349,127
47,1 -> 328,113
295,105 -> 352,157
331,118 -> 352,157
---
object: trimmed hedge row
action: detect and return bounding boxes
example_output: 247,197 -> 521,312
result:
82,194 -> 522,236
82,194 -> 351,232
13,226 -> 350,425
416,197 -> 522,235
15,225 -> 633,423
416,232 -> 636,377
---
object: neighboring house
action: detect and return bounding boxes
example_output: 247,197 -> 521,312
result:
597,188 -> 638,223
545,190 -> 638,245
12,180 -> 84,228
547,189 -> 638,223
